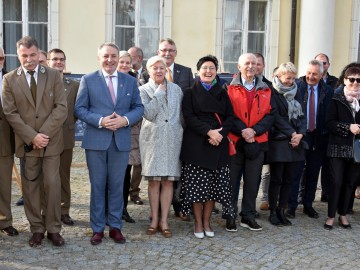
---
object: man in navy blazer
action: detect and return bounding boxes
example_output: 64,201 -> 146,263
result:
75,42 -> 144,245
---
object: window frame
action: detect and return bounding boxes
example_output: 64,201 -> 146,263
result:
108,0 -> 163,56
217,0 -> 270,74
0,0 -> 58,70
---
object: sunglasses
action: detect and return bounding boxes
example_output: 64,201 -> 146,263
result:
347,77 -> 360,83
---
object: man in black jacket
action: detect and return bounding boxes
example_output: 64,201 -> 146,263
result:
287,60 -> 333,219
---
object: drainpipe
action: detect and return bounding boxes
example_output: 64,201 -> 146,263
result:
290,0 -> 297,63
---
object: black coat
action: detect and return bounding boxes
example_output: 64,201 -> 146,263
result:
297,77 -> 334,150
180,77 -> 234,170
267,88 -> 307,163
326,87 -> 360,159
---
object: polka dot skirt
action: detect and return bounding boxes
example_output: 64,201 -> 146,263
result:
180,163 -> 235,218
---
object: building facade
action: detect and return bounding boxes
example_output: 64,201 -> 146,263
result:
0,0 -> 359,78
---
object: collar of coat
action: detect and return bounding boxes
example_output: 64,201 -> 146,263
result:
16,65 -> 46,76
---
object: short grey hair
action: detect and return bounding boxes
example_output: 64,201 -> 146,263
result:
119,50 -> 132,61
238,53 -> 257,65
98,42 -> 119,54
146,55 -> 166,70
277,62 -> 297,76
308,59 -> 324,74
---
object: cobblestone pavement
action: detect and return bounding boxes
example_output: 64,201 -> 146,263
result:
1,146 -> 359,270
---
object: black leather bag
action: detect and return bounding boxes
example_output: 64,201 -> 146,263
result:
353,137 -> 360,163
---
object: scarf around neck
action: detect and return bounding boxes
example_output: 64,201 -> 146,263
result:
272,76 -> 303,120
344,86 -> 360,113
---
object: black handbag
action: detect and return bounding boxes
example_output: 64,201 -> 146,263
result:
353,137 -> 360,163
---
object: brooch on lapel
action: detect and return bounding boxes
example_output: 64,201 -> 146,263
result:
39,66 -> 46,74
16,67 -> 22,76
64,78 -> 71,85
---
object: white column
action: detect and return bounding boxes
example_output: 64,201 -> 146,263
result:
298,0 -> 336,76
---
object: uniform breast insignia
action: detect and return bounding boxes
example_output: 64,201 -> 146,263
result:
16,67 -> 22,76
64,78 -> 71,85
39,66 -> 46,74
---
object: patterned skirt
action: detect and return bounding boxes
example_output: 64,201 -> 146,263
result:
180,163 -> 235,218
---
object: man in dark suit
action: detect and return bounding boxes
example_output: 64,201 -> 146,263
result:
2,36 -> 67,247
314,53 -> 339,202
286,59 -> 333,219
75,42 -> 143,245
47,48 -> 79,226
0,46 -> 19,237
141,38 -> 194,91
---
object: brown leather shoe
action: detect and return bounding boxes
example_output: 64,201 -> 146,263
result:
29,232 -> 44,247
61,214 -> 74,226
90,232 -> 104,245
109,228 -> 126,244
260,201 -> 269,211
179,213 -> 191,222
47,233 -> 65,246
1,226 -> 19,236
131,195 -> 144,205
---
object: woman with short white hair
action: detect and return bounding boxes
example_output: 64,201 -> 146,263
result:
139,55 -> 183,238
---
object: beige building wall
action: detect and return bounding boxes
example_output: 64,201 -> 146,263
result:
332,0 -> 353,78
171,0 -> 217,74
277,1 -> 292,66
59,0 -> 106,74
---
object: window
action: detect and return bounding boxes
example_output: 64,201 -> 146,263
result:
114,0 -> 162,63
222,0 -> 269,74
0,0 -> 51,71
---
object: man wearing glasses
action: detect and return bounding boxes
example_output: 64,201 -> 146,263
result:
141,38 -> 194,92
48,48 -> 79,226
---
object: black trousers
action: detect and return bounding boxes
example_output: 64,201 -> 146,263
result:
328,157 -> 360,218
230,151 -> 264,220
268,161 -> 299,210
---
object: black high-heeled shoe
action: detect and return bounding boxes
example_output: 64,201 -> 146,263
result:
338,216 -> 351,229
324,218 -> 334,230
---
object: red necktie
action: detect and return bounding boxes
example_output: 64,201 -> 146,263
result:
108,76 -> 116,104
308,86 -> 315,131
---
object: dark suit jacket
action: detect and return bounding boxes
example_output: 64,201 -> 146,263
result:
74,70 -> 144,151
141,63 -> 194,91
62,77 -> 79,149
2,65 -> 68,157
296,76 -> 334,150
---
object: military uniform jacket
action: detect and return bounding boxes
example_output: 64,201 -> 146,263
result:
63,77 -> 79,149
2,65 -> 67,157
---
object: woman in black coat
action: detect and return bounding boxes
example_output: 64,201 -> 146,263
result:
267,62 -> 307,226
324,65 -> 360,230
180,55 -> 234,239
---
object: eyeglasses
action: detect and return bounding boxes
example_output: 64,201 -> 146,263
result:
347,77 -> 360,83
0,57 -> 4,61
159,49 -> 176,54
50,58 -> 66,62
200,66 -> 216,71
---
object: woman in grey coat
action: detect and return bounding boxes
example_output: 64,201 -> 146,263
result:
139,55 -> 183,238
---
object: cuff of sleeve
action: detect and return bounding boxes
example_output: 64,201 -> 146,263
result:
98,117 -> 103,128
124,116 -> 130,127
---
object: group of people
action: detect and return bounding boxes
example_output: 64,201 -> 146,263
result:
1,35 -> 360,248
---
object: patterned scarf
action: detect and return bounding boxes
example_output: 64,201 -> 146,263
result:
272,76 -> 303,120
200,78 -> 217,91
344,86 -> 360,113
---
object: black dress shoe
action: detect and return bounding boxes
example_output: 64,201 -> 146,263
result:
47,232 -> 65,246
61,214 -> 74,226
130,195 -> 144,205
303,206 -> 319,219
122,208 -> 135,223
29,232 -> 45,247
324,223 -> 333,230
285,208 -> 296,219
16,197 -> 24,206
1,226 -> 19,236
338,217 -> 352,229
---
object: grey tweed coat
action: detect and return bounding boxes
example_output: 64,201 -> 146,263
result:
139,79 -> 183,177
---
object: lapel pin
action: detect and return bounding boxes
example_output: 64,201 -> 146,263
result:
39,66 -> 46,73
16,68 -> 22,76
